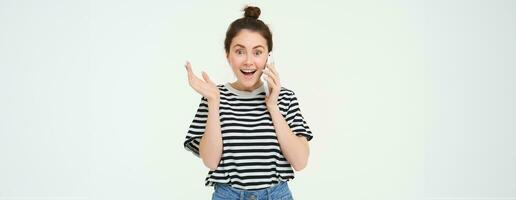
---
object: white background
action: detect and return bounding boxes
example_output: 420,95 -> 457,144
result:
1,0 -> 515,199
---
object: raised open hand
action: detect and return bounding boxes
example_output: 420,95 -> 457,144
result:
185,61 -> 219,101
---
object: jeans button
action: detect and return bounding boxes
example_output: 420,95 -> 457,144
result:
249,194 -> 256,200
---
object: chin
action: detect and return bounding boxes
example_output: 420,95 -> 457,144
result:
238,78 -> 259,87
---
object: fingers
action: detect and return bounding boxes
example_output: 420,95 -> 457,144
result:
185,61 -> 194,81
185,61 -> 204,86
267,75 -> 277,89
185,61 -> 192,73
264,63 -> 280,85
264,70 -> 279,94
184,61 -> 215,90
202,71 -> 214,85
267,63 -> 279,77
263,68 -> 279,86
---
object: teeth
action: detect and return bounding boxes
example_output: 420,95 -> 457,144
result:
241,69 -> 256,73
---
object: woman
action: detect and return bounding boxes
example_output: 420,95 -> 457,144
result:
184,6 -> 313,200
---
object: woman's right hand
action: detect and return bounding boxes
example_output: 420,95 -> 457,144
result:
184,61 -> 219,101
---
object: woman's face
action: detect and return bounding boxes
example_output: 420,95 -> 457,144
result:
226,29 -> 268,91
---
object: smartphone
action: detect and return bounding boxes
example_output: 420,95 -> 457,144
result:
262,53 -> 274,97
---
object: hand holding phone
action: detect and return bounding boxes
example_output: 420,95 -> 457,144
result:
262,53 -> 274,97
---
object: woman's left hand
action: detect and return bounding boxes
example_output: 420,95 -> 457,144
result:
263,62 -> 281,109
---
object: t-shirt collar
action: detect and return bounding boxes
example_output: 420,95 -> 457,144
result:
224,82 -> 265,97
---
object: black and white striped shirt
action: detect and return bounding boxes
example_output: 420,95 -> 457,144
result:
184,82 -> 313,190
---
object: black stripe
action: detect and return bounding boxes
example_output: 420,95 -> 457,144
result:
220,101 -> 266,107
220,96 -> 264,101
220,105 -> 267,112
223,149 -> 283,154
192,119 -> 206,124
215,168 -> 294,174
207,180 -> 282,188
189,125 -> 205,129
222,155 -> 287,161
223,135 -> 277,140
220,116 -> 272,122
221,122 -> 272,128
218,161 -> 291,168
220,111 -> 269,117
222,129 -> 276,134
209,174 -> 281,180
222,142 -> 278,147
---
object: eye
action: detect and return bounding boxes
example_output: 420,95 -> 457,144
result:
235,49 -> 244,55
254,50 -> 263,56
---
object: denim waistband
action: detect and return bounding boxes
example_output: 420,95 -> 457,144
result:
213,181 -> 292,200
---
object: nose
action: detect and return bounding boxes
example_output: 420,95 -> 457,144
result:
245,54 -> 253,66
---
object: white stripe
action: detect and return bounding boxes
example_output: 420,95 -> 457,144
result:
223,139 -> 278,144
221,126 -> 274,131
222,152 -> 285,157
220,158 -> 285,164
223,146 -> 280,150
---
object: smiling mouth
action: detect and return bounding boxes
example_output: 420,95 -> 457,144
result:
240,69 -> 257,76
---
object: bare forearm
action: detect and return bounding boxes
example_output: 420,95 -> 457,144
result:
268,105 -> 310,171
199,98 -> 223,170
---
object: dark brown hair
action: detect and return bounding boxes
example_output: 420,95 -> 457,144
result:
224,6 -> 273,54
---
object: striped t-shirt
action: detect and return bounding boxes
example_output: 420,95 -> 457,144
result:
184,82 -> 313,190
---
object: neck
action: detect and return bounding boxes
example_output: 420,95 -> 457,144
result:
230,80 -> 264,92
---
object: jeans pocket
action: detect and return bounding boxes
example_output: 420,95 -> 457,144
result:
277,193 -> 294,200
212,184 -> 236,200
212,191 -> 230,200
273,182 -> 294,200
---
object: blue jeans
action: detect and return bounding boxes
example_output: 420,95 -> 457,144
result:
211,181 -> 294,200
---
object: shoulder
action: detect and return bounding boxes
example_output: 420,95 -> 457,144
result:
280,86 -> 296,97
216,83 -> 233,97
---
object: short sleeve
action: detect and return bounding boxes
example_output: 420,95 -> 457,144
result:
184,96 -> 209,158
285,92 -> 313,141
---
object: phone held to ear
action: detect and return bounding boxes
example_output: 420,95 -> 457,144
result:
262,53 -> 274,97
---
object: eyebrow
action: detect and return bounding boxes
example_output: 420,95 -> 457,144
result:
233,44 -> 265,49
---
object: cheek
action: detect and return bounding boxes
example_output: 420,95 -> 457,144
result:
257,59 -> 267,69
261,59 -> 267,67
229,59 -> 239,73
229,57 -> 244,68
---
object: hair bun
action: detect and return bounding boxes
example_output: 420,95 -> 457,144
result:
243,6 -> 261,19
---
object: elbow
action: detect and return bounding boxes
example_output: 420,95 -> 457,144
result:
200,155 -> 220,171
291,136 -> 310,172
202,160 -> 219,171
292,148 -> 310,171
206,164 -> 218,171
292,161 -> 308,172
199,145 -> 222,171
